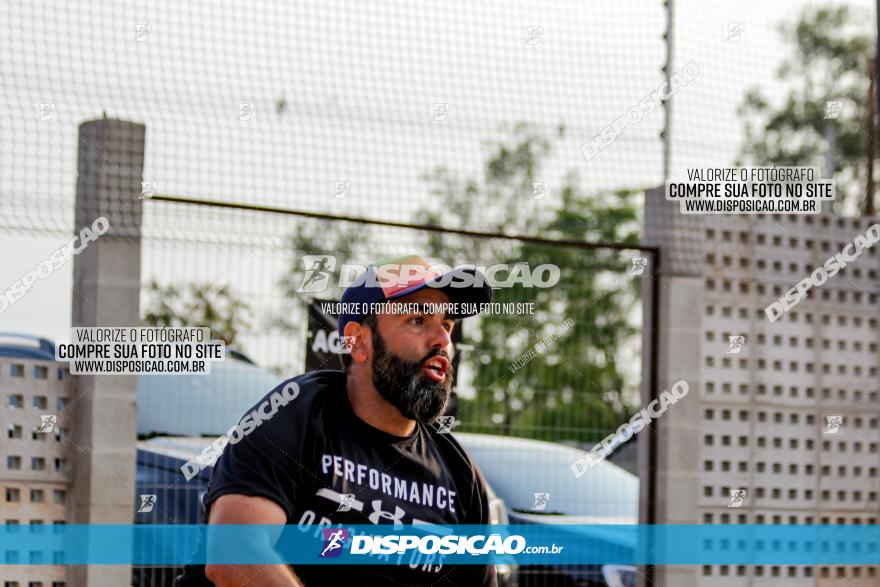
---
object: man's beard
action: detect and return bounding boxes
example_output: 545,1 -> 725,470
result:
370,329 -> 453,424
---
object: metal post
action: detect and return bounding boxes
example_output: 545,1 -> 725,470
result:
662,0 -> 675,182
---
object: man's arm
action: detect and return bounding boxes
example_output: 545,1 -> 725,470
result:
204,494 -> 304,587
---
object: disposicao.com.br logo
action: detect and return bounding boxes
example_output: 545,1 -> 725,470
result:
296,255 -> 560,293
320,528 -> 350,558
341,533 -> 562,556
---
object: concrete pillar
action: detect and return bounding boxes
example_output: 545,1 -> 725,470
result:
638,187 -> 704,587
70,118 -> 145,587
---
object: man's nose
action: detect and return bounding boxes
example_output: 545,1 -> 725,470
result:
429,320 -> 452,349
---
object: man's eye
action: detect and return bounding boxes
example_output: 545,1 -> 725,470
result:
409,316 -> 424,325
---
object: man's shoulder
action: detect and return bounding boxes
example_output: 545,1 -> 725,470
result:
252,369 -> 345,414
233,369 -> 345,442
424,425 -> 481,475
286,369 -> 346,398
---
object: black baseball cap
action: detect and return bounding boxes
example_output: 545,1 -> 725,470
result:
337,255 -> 492,336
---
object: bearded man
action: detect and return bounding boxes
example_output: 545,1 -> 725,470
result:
176,255 -> 497,586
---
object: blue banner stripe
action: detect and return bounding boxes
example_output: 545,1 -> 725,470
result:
2,525 -> 879,565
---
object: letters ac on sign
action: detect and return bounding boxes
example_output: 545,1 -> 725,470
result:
311,329 -> 349,355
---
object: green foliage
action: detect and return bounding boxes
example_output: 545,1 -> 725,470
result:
271,123 -> 642,444
417,124 -> 641,444
738,4 -> 873,211
141,280 -> 252,347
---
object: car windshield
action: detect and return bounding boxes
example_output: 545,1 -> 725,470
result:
460,437 -> 638,519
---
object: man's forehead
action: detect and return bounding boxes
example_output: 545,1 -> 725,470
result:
394,288 -> 450,305
374,289 -> 454,321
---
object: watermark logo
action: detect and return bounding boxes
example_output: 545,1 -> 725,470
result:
531,492 -> 551,511
531,182 -> 548,200
824,101 -> 842,119
524,26 -> 543,45
0,217 -> 110,314
320,528 -> 349,558
581,62 -> 699,161
509,318 -> 575,374
571,380 -> 690,478
37,103 -> 56,122
431,103 -> 449,122
630,257 -> 647,276
350,533 -> 547,556
181,382 -> 301,480
728,489 -> 747,508
724,22 -> 744,42
134,24 -> 152,42
137,494 -> 157,513
765,224 -> 880,322
238,103 -> 255,121
297,255 -> 337,293
140,181 -> 156,200
337,494 -> 356,512
727,335 -> 745,354
823,414 -> 843,435
332,181 -> 350,199
436,415 -> 456,434
337,336 -> 355,354
298,258 -> 561,293
37,415 -> 56,433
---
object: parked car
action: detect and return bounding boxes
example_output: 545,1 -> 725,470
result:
456,433 -> 638,587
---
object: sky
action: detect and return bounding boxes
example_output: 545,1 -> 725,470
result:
0,0 -> 874,370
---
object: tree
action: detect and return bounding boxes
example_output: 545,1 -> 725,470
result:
416,124 -> 641,443
738,4 -> 873,213
142,280 -> 252,348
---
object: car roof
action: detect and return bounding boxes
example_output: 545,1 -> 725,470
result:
137,358 -> 283,437
454,431 -> 639,520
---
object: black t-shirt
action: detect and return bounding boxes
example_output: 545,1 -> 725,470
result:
176,370 -> 497,586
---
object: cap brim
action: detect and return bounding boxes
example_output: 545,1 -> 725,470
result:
386,266 -> 492,319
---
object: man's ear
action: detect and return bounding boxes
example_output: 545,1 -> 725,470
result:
343,320 -> 371,364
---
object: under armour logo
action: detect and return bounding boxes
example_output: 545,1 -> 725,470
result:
37,415 -> 56,433
297,255 -> 336,293
368,499 -> 405,529
137,494 -> 157,513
